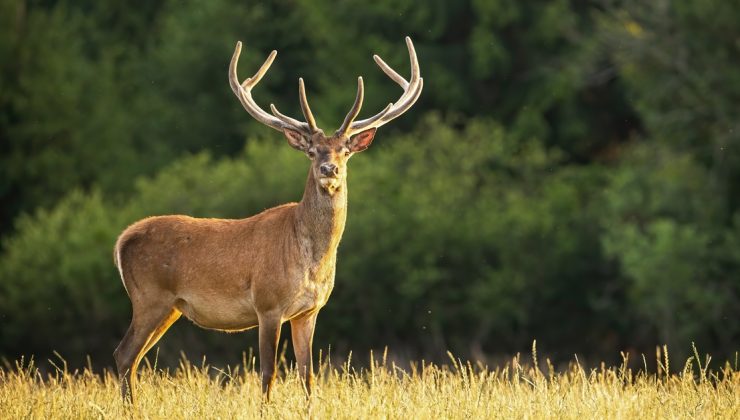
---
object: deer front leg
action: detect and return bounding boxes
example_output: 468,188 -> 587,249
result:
258,314 -> 282,400
290,312 -> 317,396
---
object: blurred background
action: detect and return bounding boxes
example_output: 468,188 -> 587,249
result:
1,0 -> 738,371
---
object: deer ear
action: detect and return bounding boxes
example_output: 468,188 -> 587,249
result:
347,128 -> 377,153
283,128 -> 311,152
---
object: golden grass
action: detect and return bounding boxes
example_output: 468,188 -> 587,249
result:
0,346 -> 738,419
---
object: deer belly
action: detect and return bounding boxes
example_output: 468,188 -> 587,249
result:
175,296 -> 258,332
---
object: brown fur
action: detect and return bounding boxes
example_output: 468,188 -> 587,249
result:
113,131 -> 370,402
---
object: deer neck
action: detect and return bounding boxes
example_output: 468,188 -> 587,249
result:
294,168 -> 348,263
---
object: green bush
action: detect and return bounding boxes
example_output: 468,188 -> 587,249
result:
601,144 -> 740,355
1,115 -> 737,366
0,115 -> 618,365
329,115 -> 617,358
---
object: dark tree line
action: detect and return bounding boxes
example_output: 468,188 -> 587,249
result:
0,0 -> 738,369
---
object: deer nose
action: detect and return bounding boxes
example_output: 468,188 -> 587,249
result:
320,163 -> 339,177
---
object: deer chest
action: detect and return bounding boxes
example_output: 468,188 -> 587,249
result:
285,262 -> 336,319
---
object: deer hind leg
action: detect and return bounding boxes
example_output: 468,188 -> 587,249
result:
114,305 -> 181,402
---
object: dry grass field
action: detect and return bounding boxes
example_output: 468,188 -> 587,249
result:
1,345 -> 738,419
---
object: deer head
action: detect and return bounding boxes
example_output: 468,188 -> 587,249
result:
228,37 -> 423,194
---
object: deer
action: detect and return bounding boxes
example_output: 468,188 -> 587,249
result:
112,37 -> 422,402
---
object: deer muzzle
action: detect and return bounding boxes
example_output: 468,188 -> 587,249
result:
319,163 -> 339,178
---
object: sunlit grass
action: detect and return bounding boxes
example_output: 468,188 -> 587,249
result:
1,345 -> 738,419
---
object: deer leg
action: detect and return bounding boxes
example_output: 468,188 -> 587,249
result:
141,309 -> 181,357
257,314 -> 282,400
113,306 -> 179,402
290,312 -> 317,396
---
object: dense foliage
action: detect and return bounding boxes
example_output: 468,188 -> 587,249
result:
0,0 -> 738,368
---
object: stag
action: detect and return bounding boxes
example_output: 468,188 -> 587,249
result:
113,37 -> 422,401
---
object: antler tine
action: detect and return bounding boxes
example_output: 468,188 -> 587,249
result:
373,55 -> 408,89
381,77 -> 423,122
270,103 -> 310,131
245,50 -> 277,89
336,77 -> 365,136
298,78 -> 319,133
405,35 -> 421,83
354,102 -> 393,127
229,41 -> 314,135
347,36 -> 423,134
381,36 -> 420,109
228,41 -> 247,94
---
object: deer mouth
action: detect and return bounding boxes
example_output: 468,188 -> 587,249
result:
318,176 -> 341,191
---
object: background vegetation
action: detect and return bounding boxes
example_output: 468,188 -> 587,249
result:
0,0 -> 738,370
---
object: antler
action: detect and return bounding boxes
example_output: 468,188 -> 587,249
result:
230,38 -> 422,139
229,41 -> 317,136
336,36 -> 423,137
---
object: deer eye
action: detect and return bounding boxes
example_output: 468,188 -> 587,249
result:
307,150 -> 316,159
344,150 -> 351,157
